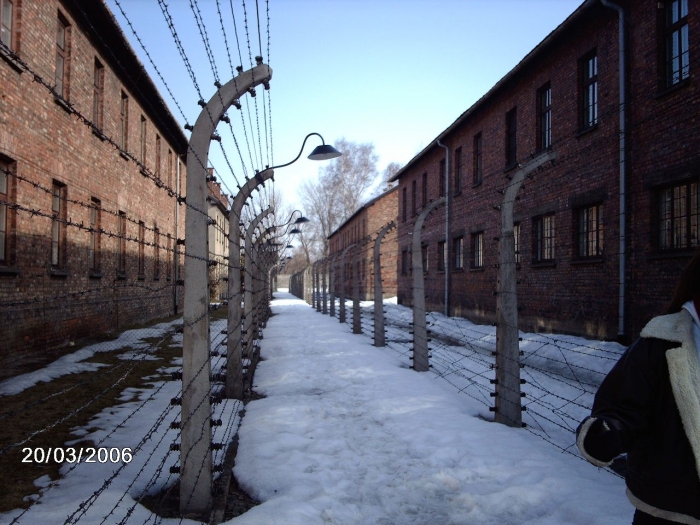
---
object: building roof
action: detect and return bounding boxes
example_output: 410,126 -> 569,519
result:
327,185 -> 399,240
389,0 -> 598,183
61,0 -> 189,156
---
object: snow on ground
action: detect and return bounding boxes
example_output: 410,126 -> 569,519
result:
230,292 -> 632,525
0,320 -> 183,397
0,294 -> 633,524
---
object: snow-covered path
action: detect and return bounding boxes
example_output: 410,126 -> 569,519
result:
230,293 -> 633,525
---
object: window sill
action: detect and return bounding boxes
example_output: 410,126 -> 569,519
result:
138,275 -> 145,281
575,124 -> 598,138
0,48 -> 24,74
154,276 -> 160,282
654,78 -> 690,100
454,190 -> 462,197
472,181 -> 483,188
469,266 -> 485,272
647,250 -> 697,261
0,266 -> 20,276
50,267 -> 69,278
89,269 -> 103,279
504,163 -> 518,173
531,260 -> 557,268
571,257 -> 604,265
116,271 -> 127,280
54,96 -> 73,114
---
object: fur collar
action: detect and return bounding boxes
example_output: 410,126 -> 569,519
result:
642,309 -> 700,484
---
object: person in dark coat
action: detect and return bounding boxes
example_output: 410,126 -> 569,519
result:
577,247 -> 700,525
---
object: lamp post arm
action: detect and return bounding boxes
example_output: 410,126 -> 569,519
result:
268,133 -> 325,171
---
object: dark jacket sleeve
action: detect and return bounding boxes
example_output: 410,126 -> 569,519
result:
577,337 -> 663,466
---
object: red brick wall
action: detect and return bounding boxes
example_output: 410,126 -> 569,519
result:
328,187 -> 399,300
397,0 -> 700,343
0,0 -> 187,365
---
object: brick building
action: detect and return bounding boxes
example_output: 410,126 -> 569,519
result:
328,186 -> 398,300
0,0 -> 188,367
391,0 -> 699,343
207,172 -> 230,301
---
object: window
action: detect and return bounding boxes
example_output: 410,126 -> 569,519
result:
154,226 -> 160,280
537,83 -> 552,151
93,59 -> 104,130
534,214 -> 555,262
412,179 -> 417,215
55,14 -> 70,99
437,241 -> 446,271
577,204 -> 604,258
1,0 -> 15,50
138,221 -> 145,278
453,236 -> 463,269
664,0 -> 689,87
581,52 -> 598,129
471,232 -> 484,269
89,198 -> 101,271
0,158 -> 14,265
117,211 -> 126,273
506,108 -> 517,167
402,187 -> 407,222
401,248 -> 409,275
473,133 -> 482,185
51,181 -> 66,268
155,135 -> 161,179
167,149 -> 173,189
454,147 -> 462,194
659,180 -> 699,250
140,115 -> 147,164
514,223 -> 521,264
421,244 -> 428,273
120,92 -> 129,150
439,159 -> 446,197
422,172 -> 428,206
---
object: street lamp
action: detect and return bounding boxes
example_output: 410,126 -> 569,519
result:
266,133 -> 342,171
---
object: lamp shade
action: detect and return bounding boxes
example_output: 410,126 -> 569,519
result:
294,216 -> 310,224
308,144 -> 342,161
289,228 -> 302,235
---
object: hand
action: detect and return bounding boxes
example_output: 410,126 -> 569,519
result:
580,417 -> 624,463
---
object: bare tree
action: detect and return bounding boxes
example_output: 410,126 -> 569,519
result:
299,138 -> 379,257
372,161 -> 403,197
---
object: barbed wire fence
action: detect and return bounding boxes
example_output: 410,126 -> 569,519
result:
0,0 -> 281,522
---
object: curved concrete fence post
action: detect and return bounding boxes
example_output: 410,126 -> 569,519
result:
182,62 -> 272,515
495,150 -> 557,427
412,198 -> 445,372
373,221 -> 396,347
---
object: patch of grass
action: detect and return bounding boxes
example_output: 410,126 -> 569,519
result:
0,326 -> 183,513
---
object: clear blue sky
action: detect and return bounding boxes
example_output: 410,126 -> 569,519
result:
106,0 -> 584,211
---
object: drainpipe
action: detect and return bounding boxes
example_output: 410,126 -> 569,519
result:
601,0 -> 626,340
437,139 -> 450,317
174,156 -> 181,314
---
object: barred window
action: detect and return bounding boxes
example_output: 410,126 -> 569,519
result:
93,58 -> 104,130
55,14 -> 70,99
117,211 -> 126,273
659,180 -> 699,250
89,197 -> 101,271
581,52 -> 598,129
401,248 -> 409,275
514,223 -> 521,264
120,92 -> 129,150
471,232 -> 484,268
138,221 -> 145,278
412,179 -> 417,215
437,241 -> 446,271
453,236 -> 463,269
1,0 -> 15,50
505,107 -> 517,167
51,181 -> 67,268
577,204 -> 604,258
664,0 -> 689,87
534,214 -> 555,262
0,158 -> 13,264
473,133 -> 483,185
439,159 -> 446,197
422,172 -> 428,206
537,83 -> 552,151
154,227 -> 160,280
454,147 -> 462,194
421,244 -> 428,273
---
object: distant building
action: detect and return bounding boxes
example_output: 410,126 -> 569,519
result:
207,170 -> 230,301
0,0 -> 188,368
328,186 -> 399,300
391,0 -> 699,343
